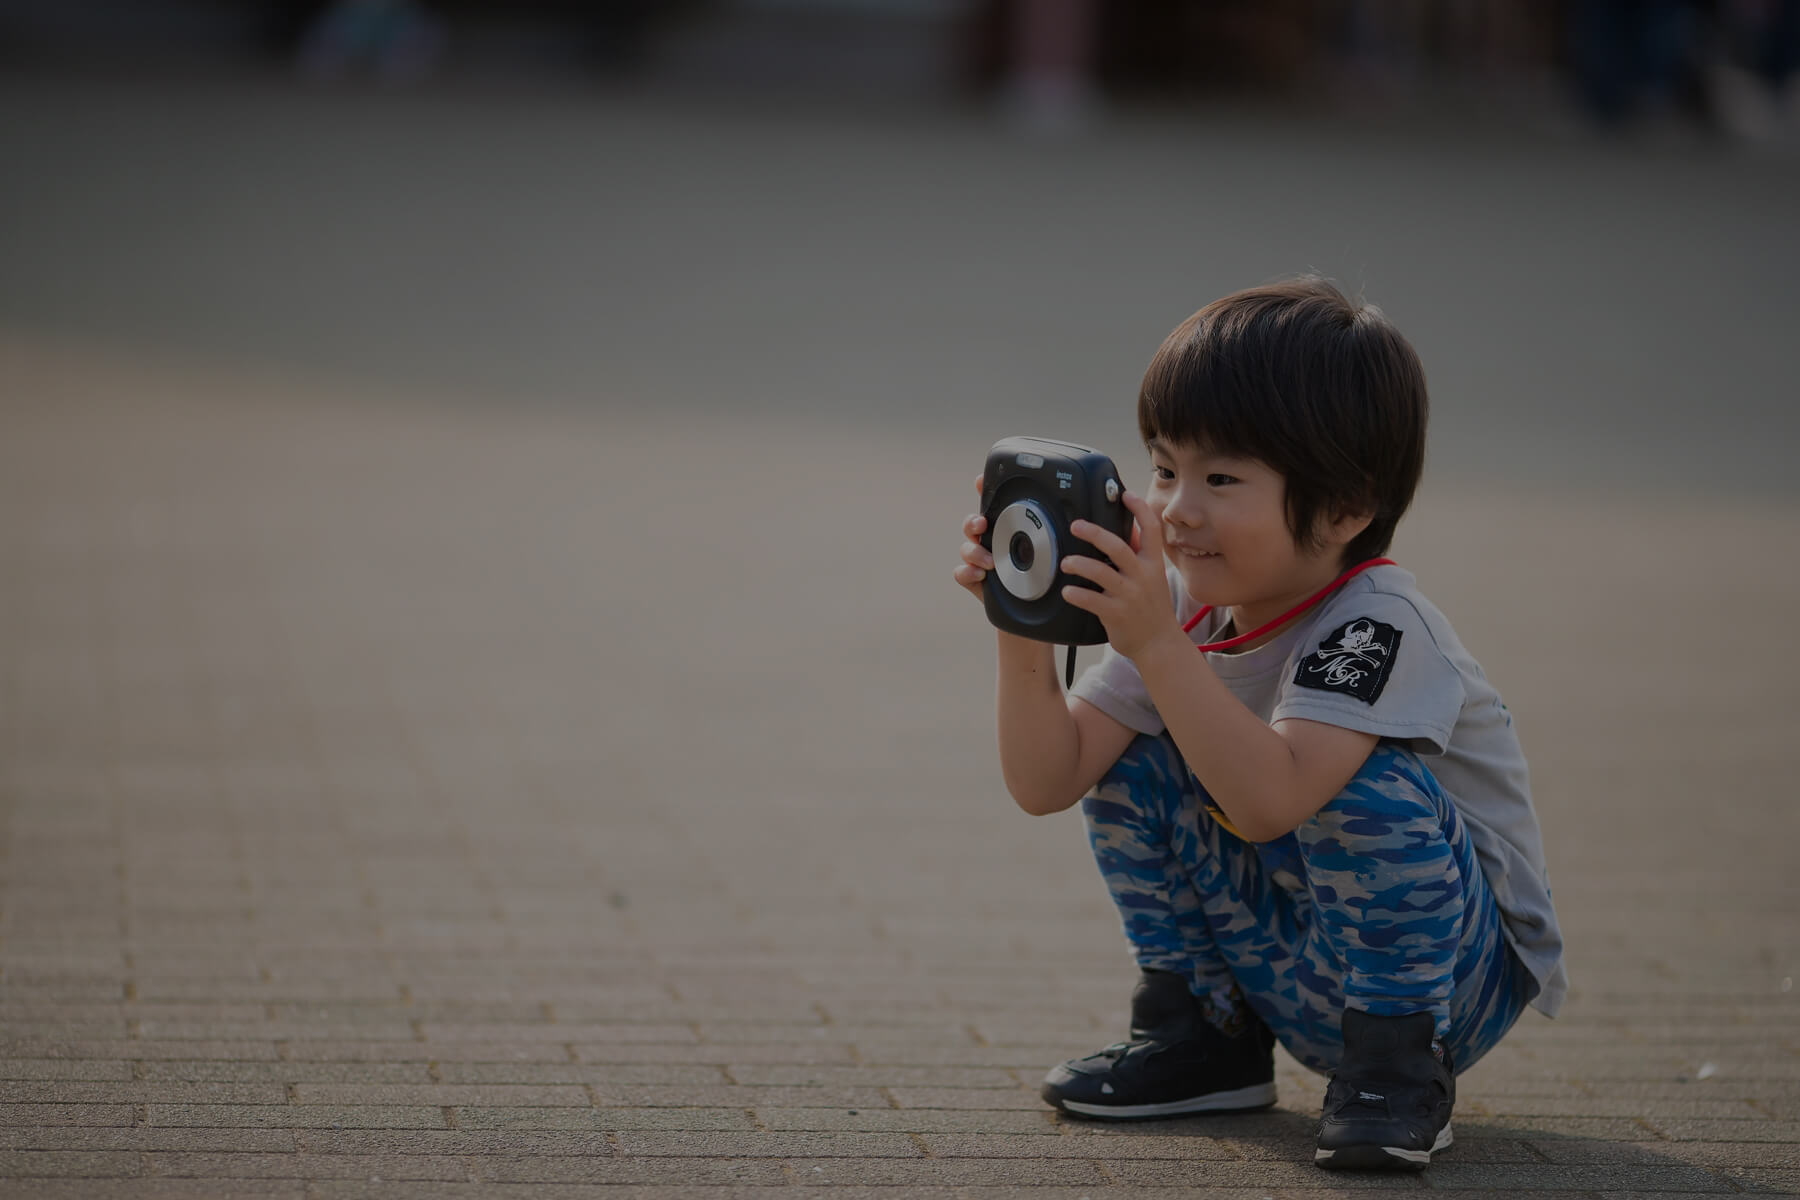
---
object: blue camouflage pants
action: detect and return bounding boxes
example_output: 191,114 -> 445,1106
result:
1083,733 -> 1531,1075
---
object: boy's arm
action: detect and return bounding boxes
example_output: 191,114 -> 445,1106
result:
1059,491 -> 1378,842
1133,634 -> 1378,841
994,631 -> 1138,815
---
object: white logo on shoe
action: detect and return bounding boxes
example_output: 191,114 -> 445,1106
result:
1100,1083 -> 1115,1094
1358,1091 -> 1385,1101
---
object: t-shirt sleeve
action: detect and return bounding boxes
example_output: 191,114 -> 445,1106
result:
1272,592 -> 1465,753
1068,643 -> 1163,735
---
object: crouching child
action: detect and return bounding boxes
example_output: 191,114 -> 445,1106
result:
951,277 -> 1565,1169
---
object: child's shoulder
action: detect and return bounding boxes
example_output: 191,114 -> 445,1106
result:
1309,563 -> 1457,650
1282,564 -> 1477,713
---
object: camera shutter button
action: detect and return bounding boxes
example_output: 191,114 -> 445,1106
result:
1104,478 -> 1120,503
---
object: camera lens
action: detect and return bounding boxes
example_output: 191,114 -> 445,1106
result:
1008,531 -> 1035,572
991,498 -> 1058,602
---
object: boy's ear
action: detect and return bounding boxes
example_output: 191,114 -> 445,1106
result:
1319,507 -> 1375,551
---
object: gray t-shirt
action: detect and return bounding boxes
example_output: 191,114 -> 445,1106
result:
1070,562 -> 1567,1018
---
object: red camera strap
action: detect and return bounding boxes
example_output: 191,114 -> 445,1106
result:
1181,557 -> 1396,653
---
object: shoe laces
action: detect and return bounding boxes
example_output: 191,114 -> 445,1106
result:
1091,1039 -> 1139,1061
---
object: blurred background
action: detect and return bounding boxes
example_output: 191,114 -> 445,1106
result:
0,3 -> 1795,1185
3,0 -> 1799,489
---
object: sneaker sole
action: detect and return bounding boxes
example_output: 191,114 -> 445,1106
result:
1314,1122 -> 1452,1170
1051,1081 -> 1278,1120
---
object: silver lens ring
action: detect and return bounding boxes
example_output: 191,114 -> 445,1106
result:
991,498 -> 1059,602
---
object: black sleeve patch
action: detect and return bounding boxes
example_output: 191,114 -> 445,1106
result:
1293,618 -> 1402,705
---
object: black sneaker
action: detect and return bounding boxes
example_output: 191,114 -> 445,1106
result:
1040,970 -> 1277,1119
1314,1008 -> 1455,1169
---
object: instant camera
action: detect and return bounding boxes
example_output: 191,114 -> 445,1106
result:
980,437 -> 1132,651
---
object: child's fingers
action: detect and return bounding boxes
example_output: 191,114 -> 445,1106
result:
1069,518 -> 1132,564
1120,491 -> 1161,558
1060,554 -> 1123,594
963,512 -> 987,540
961,539 -> 993,571
1059,583 -> 1101,614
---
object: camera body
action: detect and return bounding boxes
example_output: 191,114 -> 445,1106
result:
980,436 -> 1132,646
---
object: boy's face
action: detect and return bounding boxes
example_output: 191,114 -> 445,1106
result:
1145,438 -> 1349,629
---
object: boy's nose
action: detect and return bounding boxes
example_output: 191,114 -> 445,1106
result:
1160,493 -> 1200,528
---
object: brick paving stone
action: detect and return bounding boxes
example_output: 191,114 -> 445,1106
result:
0,1151 -> 141,1177
1230,1135 -> 1544,1163
434,1063 -> 726,1086
923,1132 -> 1240,1159
574,1043 -> 860,1066
1471,1096 -> 1763,1119
277,1041 -> 576,1064
615,1131 -> 923,1158
0,1060 -> 132,1081
885,1087 -> 1047,1110
0,1183 -> 304,1200
849,1043 -> 1081,1068
0,1129 -> 299,1153
141,1153 -> 470,1181
1106,1159 -> 1429,1188
1535,1139 -> 1800,1167
1721,1168 -> 1800,1192
296,1130 -> 612,1156
290,1083 -> 591,1106
1064,1107 -> 1318,1140
450,1107 -> 604,1131
304,1187 -> 684,1200
475,1157 -> 784,1185
728,1064 -> 1019,1088
143,1104 -> 447,1129
757,1108 -> 1054,1133
0,1040 -> 283,1062
0,1082 -> 287,1105
137,1062 -> 434,1084
423,1023 -> 698,1044
1426,1163 -> 1735,1191
1450,1116 -> 1667,1142
1645,1118 -> 1800,1142
782,1157 -> 1113,1186
582,1108 -> 759,1131
0,1104 -> 133,1127
590,1084 -> 890,1108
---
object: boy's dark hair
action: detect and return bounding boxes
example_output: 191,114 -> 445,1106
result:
1138,277 -> 1427,567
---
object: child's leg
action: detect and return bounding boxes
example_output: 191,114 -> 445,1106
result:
1299,743 -> 1531,1168
1080,731 -> 1265,1034
1082,734 -> 1528,1073
1043,732 -> 1278,1118
1284,742 -> 1530,1074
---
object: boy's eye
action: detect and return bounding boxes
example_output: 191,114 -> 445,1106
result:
1206,473 -> 1238,486
1151,465 -> 1175,481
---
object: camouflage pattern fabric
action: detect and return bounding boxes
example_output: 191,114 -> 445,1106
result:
1082,733 -> 1530,1074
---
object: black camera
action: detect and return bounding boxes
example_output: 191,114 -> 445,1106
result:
980,436 -> 1132,646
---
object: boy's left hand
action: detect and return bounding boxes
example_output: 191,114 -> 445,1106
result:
1061,490 -> 1183,662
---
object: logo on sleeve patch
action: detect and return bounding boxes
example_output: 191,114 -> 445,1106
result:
1293,618 -> 1402,705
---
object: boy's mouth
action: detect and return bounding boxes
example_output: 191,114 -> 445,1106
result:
1167,539 -> 1218,560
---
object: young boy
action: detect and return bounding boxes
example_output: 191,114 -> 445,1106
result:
952,278 -> 1564,1170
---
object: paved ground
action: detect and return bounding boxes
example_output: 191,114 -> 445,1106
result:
0,70 -> 1797,1198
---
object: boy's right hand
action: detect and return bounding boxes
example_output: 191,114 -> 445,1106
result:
953,473 -> 993,602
